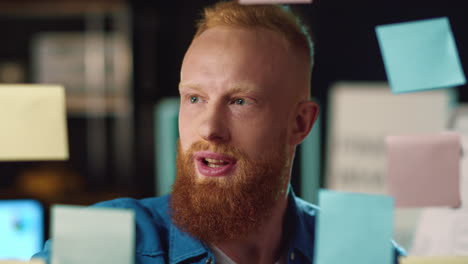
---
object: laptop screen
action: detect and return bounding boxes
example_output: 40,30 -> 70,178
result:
0,199 -> 44,260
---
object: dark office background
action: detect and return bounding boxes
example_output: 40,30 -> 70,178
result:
0,0 -> 467,208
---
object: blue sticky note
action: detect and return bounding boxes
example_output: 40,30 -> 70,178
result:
375,17 -> 466,94
314,190 -> 395,264
0,200 -> 43,260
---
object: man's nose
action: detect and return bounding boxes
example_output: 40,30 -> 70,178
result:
197,104 -> 230,143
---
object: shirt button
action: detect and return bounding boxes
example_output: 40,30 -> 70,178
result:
205,257 -> 213,264
290,252 -> 295,261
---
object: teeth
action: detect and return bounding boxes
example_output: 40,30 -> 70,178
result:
207,163 -> 223,168
205,158 -> 226,164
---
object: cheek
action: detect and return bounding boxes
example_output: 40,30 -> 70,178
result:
178,128 -> 190,152
232,116 -> 286,151
255,109 -> 290,135
178,107 -> 197,151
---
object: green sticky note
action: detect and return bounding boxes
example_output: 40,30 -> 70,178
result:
315,190 -> 395,264
376,17 -> 466,94
154,98 -> 180,196
300,105 -> 321,205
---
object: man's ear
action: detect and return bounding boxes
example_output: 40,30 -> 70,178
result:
288,100 -> 319,145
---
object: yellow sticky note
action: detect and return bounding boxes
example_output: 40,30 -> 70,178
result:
400,256 -> 468,264
0,85 -> 68,161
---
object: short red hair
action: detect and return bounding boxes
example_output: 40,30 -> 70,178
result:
195,1 -> 314,71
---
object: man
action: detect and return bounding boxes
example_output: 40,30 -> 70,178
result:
34,1 -> 403,263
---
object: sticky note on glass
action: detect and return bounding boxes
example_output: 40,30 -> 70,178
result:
411,208 -> 468,256
375,17 -> 466,94
385,132 -> 461,207
0,85 -> 68,160
0,260 -> 45,264
51,205 -> 135,264
239,0 -> 312,4
314,189 -> 394,264
400,256 -> 468,264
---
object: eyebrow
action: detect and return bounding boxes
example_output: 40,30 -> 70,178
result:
179,81 -> 259,95
228,83 -> 258,95
178,81 -> 202,92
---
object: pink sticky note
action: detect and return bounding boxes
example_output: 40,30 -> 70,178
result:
239,0 -> 312,4
385,132 -> 461,207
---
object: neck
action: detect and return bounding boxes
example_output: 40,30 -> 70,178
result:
214,192 -> 289,264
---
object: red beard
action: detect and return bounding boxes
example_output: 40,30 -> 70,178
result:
170,140 -> 288,244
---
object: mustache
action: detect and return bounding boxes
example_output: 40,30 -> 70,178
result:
181,140 -> 246,159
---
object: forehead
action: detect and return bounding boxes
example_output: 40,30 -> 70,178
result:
180,26 -> 294,94
188,26 -> 288,55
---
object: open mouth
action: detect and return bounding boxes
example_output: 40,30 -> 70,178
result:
202,158 -> 231,168
194,152 -> 237,177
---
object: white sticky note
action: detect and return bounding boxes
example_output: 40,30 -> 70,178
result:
0,85 -> 68,160
51,205 -> 135,264
239,0 -> 312,4
400,256 -> 468,264
410,208 -> 468,256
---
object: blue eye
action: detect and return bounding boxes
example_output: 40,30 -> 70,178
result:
234,98 -> 246,105
189,96 -> 199,104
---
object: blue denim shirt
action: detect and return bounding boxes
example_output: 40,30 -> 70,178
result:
33,190 -> 404,263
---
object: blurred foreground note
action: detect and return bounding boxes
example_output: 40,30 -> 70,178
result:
0,85 -> 68,160
0,200 -> 44,260
0,260 -> 44,264
375,17 -> 466,94
314,189 -> 394,264
51,205 -> 135,264
240,0 -> 312,4
386,133 -> 461,207
400,256 -> 468,264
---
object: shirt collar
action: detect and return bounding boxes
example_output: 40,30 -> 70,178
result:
169,222 -> 208,263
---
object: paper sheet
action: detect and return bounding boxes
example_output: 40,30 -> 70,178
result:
0,85 -> 68,160
451,109 -> 468,204
385,132 -> 461,207
314,189 -> 394,264
326,83 -> 455,250
375,17 -> 466,94
407,121 -> 468,255
400,256 -> 468,264
326,83 -> 454,195
51,205 -> 134,264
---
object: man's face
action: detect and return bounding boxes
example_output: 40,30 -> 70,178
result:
171,26 -> 304,242
178,26 -> 300,177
